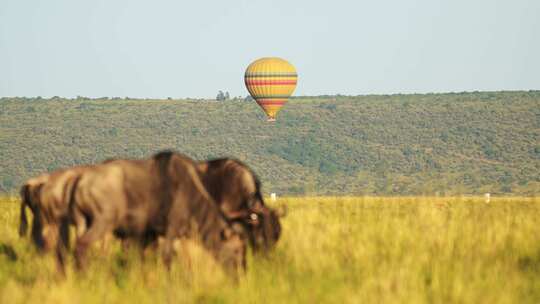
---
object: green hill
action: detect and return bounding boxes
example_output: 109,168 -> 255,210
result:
1,91 -> 539,196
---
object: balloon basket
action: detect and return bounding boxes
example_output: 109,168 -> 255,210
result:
267,117 -> 276,122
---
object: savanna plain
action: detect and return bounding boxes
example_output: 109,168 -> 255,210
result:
0,196 -> 539,303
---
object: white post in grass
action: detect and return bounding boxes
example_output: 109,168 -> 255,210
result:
485,193 -> 491,204
271,193 -> 277,202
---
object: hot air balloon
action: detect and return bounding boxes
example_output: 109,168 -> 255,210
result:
244,57 -> 297,121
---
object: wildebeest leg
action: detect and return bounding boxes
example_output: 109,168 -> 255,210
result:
162,225 -> 186,271
137,231 -> 157,262
161,212 -> 191,271
161,235 -> 174,271
72,207 -> 87,239
100,233 -> 114,254
179,239 -> 194,274
75,219 -> 111,271
121,239 -> 131,252
55,216 -> 70,275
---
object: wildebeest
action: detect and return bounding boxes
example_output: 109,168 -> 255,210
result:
19,152 -> 282,276
197,158 -> 284,253
64,152 -> 246,275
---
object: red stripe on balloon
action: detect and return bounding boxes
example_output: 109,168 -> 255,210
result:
245,80 -> 297,85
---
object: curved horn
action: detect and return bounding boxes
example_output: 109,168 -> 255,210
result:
225,210 -> 261,226
225,210 -> 249,220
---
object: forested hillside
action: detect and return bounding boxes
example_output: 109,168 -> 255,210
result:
1,91 -> 538,195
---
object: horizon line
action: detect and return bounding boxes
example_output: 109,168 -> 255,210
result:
1,89 -> 539,100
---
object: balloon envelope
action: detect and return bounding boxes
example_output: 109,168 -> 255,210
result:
244,57 -> 297,121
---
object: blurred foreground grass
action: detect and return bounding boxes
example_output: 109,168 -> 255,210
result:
1,196 -> 539,303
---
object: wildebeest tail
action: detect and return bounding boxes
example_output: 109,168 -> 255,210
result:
19,184 -> 31,237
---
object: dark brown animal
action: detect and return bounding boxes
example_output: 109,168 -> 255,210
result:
197,158 -> 284,253
65,152 -> 245,275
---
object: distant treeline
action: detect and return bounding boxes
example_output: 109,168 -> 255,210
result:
1,91 -> 539,196
5,90 -> 538,102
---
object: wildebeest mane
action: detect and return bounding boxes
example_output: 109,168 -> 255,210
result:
152,150 -> 175,223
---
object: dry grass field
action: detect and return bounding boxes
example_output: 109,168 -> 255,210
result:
0,196 -> 539,303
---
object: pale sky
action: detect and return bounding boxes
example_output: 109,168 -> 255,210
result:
1,0 -> 538,98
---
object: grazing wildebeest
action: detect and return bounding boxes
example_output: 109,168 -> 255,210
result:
65,152 -> 246,275
197,158 -> 284,253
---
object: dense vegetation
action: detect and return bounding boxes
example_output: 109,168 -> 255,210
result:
1,91 -> 539,195
1,196 -> 540,303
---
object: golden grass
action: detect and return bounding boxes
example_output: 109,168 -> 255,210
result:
0,196 -> 539,303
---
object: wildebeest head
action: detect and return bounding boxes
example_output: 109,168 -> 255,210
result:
152,151 -> 248,275
198,158 -> 284,253
229,201 -> 285,254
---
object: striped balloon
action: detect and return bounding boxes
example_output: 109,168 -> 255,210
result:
244,57 -> 297,121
